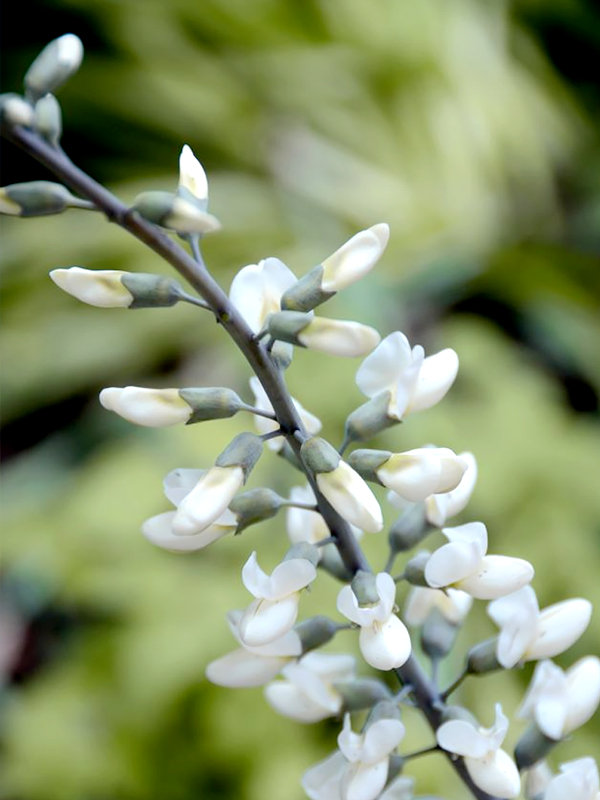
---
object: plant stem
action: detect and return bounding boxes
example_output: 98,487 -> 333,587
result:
2,121 -> 500,800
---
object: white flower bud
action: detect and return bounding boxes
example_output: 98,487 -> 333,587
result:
100,387 -> 192,427
268,311 -> 380,358
178,144 -> 208,208
132,191 -> 221,235
34,93 -> 62,145
1,181 -> 90,217
50,267 -> 132,307
24,34 -> 83,101
320,223 -> 389,292
0,93 -> 34,127
172,465 -> 244,535
301,437 -> 383,533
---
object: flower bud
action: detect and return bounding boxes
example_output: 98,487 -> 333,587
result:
301,437 -> 383,533
0,93 -> 34,127
280,224 -> 389,312
267,311 -> 381,357
365,699 -> 402,727
178,144 -> 208,209
34,94 -> 62,145
215,432 -> 263,481
515,725 -> 557,771
404,550 -> 431,586
336,678 -> 392,713
283,542 -> 321,567
100,387 -> 193,427
1,181 -> 90,217
389,503 -> 428,552
132,190 -> 220,235
351,570 -> 381,606
343,391 -> 399,445
24,34 -> 83,101
318,543 -> 354,582
50,267 -> 184,308
466,638 -> 502,675
421,607 -> 459,660
295,616 -> 339,653
229,488 -> 286,533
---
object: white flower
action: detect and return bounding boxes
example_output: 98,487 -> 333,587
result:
518,657 -> 600,740
320,224 -> 389,292
404,586 -> 473,627
205,609 -> 302,688
424,521 -> 534,600
374,447 -> 467,503
523,761 -> 553,799
488,586 -> 592,669
238,551 -> 317,647
99,386 -> 192,427
141,468 -> 237,552
302,714 -> 405,800
296,317 -> 381,358
437,704 -> 520,798
544,758 -> 600,800
172,464 -> 244,535
178,144 -> 208,207
50,267 -> 133,307
337,573 -> 411,670
249,377 -> 321,451
355,331 -> 458,421
286,484 -> 330,545
229,257 -> 297,332
264,652 -> 356,723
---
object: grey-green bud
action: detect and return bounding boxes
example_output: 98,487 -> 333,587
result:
365,699 -> 402,727
280,265 -> 334,313
178,387 -> 244,423
389,504 -> 428,552
120,272 -> 183,308
0,181 -> 90,217
295,616 -> 338,653
266,310 -> 312,346
344,392 -> 399,444
351,570 -> 381,606
284,542 -> 320,567
34,94 -> 62,145
229,488 -> 284,533
336,678 -> 393,712
404,550 -> 431,586
514,724 -> 557,771
421,607 -> 458,660
466,638 -> 501,675
347,448 -> 392,483
300,437 -> 340,474
132,191 -> 220,235
318,543 -> 353,582
24,34 -> 84,101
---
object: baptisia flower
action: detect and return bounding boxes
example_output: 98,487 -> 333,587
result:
264,652 -> 356,723
302,712 -> 405,800
543,758 -> 600,800
487,586 -> 592,669
178,144 -> 208,209
388,452 -> 477,528
424,521 -> 534,600
50,267 -> 185,308
518,657 -> 600,741
238,551 -> 317,647
355,331 -> 459,422
337,572 -> 411,670
349,446 -> 467,504
437,704 -> 520,798
141,468 -> 237,552
267,311 -> 381,358
286,484 -> 330,546
206,609 -> 303,688
249,377 -> 321,451
404,586 -> 473,627
301,437 -> 383,534
230,257 -> 297,333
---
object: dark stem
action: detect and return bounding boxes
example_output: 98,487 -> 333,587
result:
3,121 -> 499,800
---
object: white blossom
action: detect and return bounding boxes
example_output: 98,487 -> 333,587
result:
249,377 -> 321,451
437,704 -> 520,798
50,267 -> 133,307
424,521 -> 534,600
171,464 -> 243,535
205,609 -> 302,688
488,586 -> 592,669
286,484 -> 330,546
404,586 -> 473,627
264,652 -> 356,723
320,224 -> 389,292
229,257 -> 297,332
355,331 -> 458,421
141,468 -> 237,552
302,714 -> 405,800
518,657 -> 600,740
315,459 -> 383,534
99,386 -> 192,427
297,317 -> 380,358
238,551 -> 317,647
337,573 -> 411,670
375,447 -> 467,503
178,145 -> 208,206
544,758 -> 600,800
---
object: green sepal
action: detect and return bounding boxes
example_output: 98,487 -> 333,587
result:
179,387 -> 243,423
121,273 -> 183,308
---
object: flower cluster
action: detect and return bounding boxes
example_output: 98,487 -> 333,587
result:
5,34 -> 599,800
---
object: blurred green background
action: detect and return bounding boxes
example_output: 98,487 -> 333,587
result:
2,1 -> 600,798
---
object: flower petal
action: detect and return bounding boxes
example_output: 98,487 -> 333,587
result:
238,595 -> 300,647
359,615 -> 411,671
205,648 -> 290,687
317,461 -> 383,533
407,348 -> 459,413
355,332 -> 412,400
437,719 -> 490,759
465,750 -> 520,799
457,555 -> 534,600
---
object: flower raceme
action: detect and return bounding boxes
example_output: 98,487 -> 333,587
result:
437,704 -> 520,798
337,572 -> 411,671
424,521 -> 534,600
487,586 -> 592,669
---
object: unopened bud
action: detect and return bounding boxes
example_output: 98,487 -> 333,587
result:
0,93 -> 34,127
318,543 -> 353,582
295,616 -> 338,653
421,607 -> 458,660
34,94 -> 62,145
178,144 -> 208,210
132,190 -> 220,235
466,638 -> 502,675
344,391 -> 399,444
404,551 -> 431,586
178,387 -> 244,423
284,542 -> 320,567
24,34 -> 84,101
215,432 -> 263,481
268,311 -> 380,358
50,267 -> 184,309
280,266 -> 333,313
389,504 -> 428,552
336,678 -> 392,712
351,570 -> 380,606
301,436 -> 340,474
1,181 -> 90,217
515,724 -> 557,771
229,488 -> 284,533
348,448 -> 392,483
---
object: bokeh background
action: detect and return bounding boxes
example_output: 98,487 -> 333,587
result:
2,1 -> 600,798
